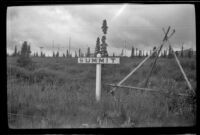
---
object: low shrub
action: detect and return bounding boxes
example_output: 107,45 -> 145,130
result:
7,65 -> 31,81
173,71 -> 184,82
7,66 -> 65,85
152,64 -> 161,75
180,59 -> 196,70
32,68 -> 66,85
17,56 -> 36,70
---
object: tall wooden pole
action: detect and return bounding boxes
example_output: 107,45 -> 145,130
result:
96,53 -> 102,102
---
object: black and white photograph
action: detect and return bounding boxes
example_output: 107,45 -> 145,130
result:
7,4 -> 196,128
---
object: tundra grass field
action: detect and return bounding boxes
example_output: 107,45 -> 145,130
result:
7,56 -> 196,128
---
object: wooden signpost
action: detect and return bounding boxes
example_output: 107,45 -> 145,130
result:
78,53 -> 120,102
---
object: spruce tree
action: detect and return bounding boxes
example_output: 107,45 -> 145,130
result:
78,48 -> 81,57
100,19 -> 109,57
131,46 -> 134,58
168,45 -> 173,58
21,41 -> 28,57
66,50 -> 69,58
86,47 -> 90,57
139,50 -> 142,57
56,51 -> 59,57
102,19 -> 108,34
95,37 -> 100,56
100,36 -> 108,57
27,45 -> 31,57
136,48 -> 138,57
181,44 -> 184,58
190,48 -> 193,58
164,50 -> 167,58
188,49 -> 192,58
75,51 -> 78,58
17,41 -> 33,68
121,49 -> 124,57
152,46 -> 157,58
142,50 -> 144,57
13,45 -> 17,56
43,52 -> 45,57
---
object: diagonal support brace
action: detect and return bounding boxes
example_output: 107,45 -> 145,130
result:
166,41 -> 195,95
109,46 -> 161,94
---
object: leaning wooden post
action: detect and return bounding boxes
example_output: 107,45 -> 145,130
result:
110,49 -> 156,94
96,53 -> 102,102
169,44 -> 195,95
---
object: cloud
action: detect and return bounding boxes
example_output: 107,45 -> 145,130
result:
7,4 -> 196,56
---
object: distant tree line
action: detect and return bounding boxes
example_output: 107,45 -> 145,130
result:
10,42 -> 195,59
129,45 -> 195,58
9,31 -> 194,59
10,42 -> 91,58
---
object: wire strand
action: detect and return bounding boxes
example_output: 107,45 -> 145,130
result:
8,112 -> 49,120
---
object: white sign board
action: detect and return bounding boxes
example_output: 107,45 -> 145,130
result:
78,57 -> 120,64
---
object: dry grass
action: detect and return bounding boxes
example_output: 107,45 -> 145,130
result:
7,56 -> 196,128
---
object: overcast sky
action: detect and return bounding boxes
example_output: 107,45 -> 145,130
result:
7,4 -> 196,56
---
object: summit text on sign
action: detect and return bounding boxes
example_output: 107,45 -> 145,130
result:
78,57 -> 120,64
